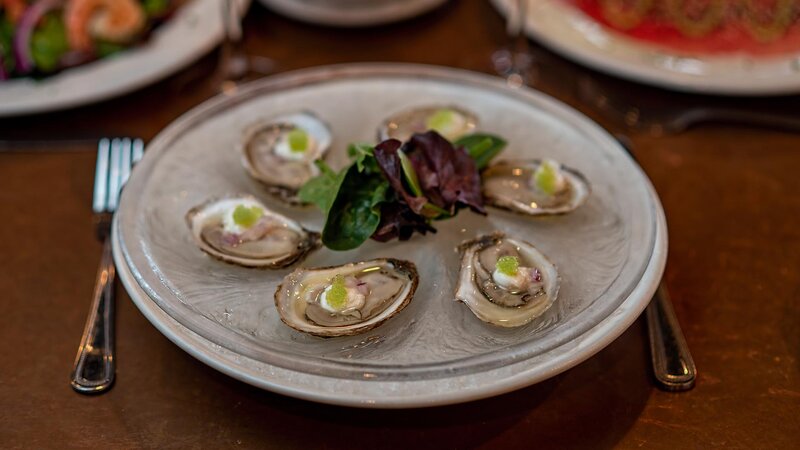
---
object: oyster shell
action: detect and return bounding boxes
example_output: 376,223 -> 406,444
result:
186,195 -> 320,268
378,105 -> 477,142
482,159 -> 590,216
455,233 -> 559,327
241,112 -> 332,205
275,258 -> 418,337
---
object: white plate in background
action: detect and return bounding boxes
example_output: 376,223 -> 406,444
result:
491,0 -> 800,96
257,0 -> 447,27
0,0 -> 249,116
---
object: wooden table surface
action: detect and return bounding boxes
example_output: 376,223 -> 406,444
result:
1,2 -> 798,448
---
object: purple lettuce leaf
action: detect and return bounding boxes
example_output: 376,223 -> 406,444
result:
405,131 -> 486,215
372,202 -> 436,242
373,138 -> 428,214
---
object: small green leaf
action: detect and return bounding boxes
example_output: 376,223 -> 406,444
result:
322,165 -> 389,251
454,134 -> 507,170
325,275 -> 348,310
298,161 -> 347,214
347,143 -> 375,173
496,255 -> 519,276
0,17 -> 15,74
143,0 -> 170,16
30,14 -> 69,73
232,205 -> 264,228
95,40 -> 126,58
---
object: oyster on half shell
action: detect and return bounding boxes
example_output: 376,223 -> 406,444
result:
378,105 -> 477,142
186,195 -> 320,268
241,112 -> 332,205
275,258 -> 418,337
482,159 -> 590,216
455,233 -> 559,327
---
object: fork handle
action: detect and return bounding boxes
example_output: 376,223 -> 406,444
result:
71,237 -> 116,394
646,283 -> 696,391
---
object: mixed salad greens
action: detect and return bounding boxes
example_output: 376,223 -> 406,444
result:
0,0 -> 179,80
299,130 -> 507,251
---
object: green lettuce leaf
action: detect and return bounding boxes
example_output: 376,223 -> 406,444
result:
454,133 -> 507,170
321,164 -> 390,250
298,161 -> 346,215
347,142 -> 378,173
30,14 -> 69,73
95,40 -> 126,58
0,17 -> 15,74
143,0 -> 171,17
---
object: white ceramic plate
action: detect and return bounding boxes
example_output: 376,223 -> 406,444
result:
491,0 -> 800,96
257,0 -> 447,27
114,63 -> 667,408
0,0 -> 248,117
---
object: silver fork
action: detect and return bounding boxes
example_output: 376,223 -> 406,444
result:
70,138 -> 144,394
616,135 -> 696,391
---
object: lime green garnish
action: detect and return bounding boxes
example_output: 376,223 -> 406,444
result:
533,160 -> 561,196
426,109 -> 457,135
287,129 -> 309,153
326,275 -> 348,310
496,256 -> 520,277
232,205 -> 264,228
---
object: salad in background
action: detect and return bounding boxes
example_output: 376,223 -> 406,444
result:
0,0 -> 185,81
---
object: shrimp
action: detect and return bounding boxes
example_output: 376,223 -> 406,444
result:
1,0 -> 27,23
64,0 -> 146,52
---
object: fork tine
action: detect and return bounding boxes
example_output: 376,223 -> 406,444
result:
92,139 -> 111,213
107,139 -> 122,212
119,138 -> 132,188
131,138 -> 144,165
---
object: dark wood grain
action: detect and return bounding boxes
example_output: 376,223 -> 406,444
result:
1,1 -> 798,448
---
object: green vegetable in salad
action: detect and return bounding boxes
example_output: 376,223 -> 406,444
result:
317,162 -> 390,251
300,131 -> 507,251
454,134 -> 507,170
298,161 -> 348,216
143,0 -> 171,17
347,142 -> 377,173
0,17 -> 14,73
300,144 -> 391,251
30,13 -> 69,73
95,41 -> 127,58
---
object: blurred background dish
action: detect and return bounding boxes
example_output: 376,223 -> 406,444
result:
0,0 -> 249,116
491,0 -> 800,95
257,0 -> 448,27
